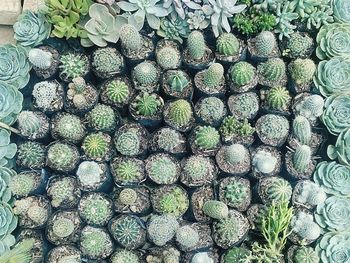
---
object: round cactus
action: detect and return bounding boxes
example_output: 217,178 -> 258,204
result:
265,177 -> 292,202
147,214 -> 179,246
182,155 -> 212,182
82,132 -> 111,161
52,217 -> 75,238
258,58 -> 286,82
293,116 -> 312,145
156,46 -> 180,70
203,63 -> 224,87
118,188 -> 138,205
9,172 -> 38,197
115,130 -> 140,156
176,225 -> 199,250
158,186 -> 189,217
131,92 -> 163,116
293,246 -> 319,263
187,31 -> 205,60
112,158 -> 143,184
120,24 -> 142,51
196,97 -> 226,125
254,31 -> 277,56
289,58 -> 316,85
296,95 -> 324,122
225,181 -> 249,205
47,177 -> 78,208
293,145 -> 312,173
80,226 -> 113,259
166,99 -> 193,128
17,141 -> 45,169
202,200 -> 229,219
229,61 -> 256,86
146,154 -> 179,184
46,142 -> 79,172
28,48 -> 53,70
79,193 -> 113,226
157,128 -> 182,152
17,111 -> 47,139
167,71 -> 189,92
225,144 -> 246,165
284,32 -> 313,58
252,150 -> 277,174
223,247 -> 251,263
111,249 -> 140,263
266,86 -> 291,111
91,47 -> 124,78
216,33 -> 240,56
192,252 -> 214,263
102,79 -> 130,105
194,126 -> 220,150
133,61 -> 159,86
86,104 -> 117,132
52,113 -> 86,143
59,53 -> 89,82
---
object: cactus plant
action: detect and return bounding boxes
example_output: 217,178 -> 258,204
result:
294,181 -> 326,207
32,81 -> 64,112
295,94 -> 324,122
165,99 -> 193,130
82,132 -> 112,161
101,78 -> 131,106
156,44 -> 181,70
194,126 -> 220,151
146,153 -> 179,184
51,113 -> 86,143
292,145 -> 312,173
282,32 -> 314,58
289,58 -> 316,86
156,128 -> 183,152
28,49 -> 53,70
216,33 -> 240,56
119,24 -> 142,51
225,144 -> 246,165
59,53 -> 89,82
118,188 -> 138,206
47,176 -> 80,208
202,200 -> 229,219
258,58 -> 286,85
202,63 -> 224,88
166,71 -> 190,92
157,186 -> 189,217
91,47 -> 124,79
253,31 -> 277,57
17,111 -> 49,140
265,86 -> 291,111
111,157 -> 144,185
195,97 -> 226,126
228,92 -> 260,120
133,61 -> 159,88
8,171 -> 39,198
110,249 -> 140,263
229,61 -> 256,87
222,247 -> 251,263
292,246 -> 319,263
114,129 -> 141,156
292,116 -> 312,145
252,150 -> 278,174
181,155 -> 216,187
176,225 -> 199,250
86,104 -> 117,132
147,214 -> 179,246
261,177 -> 293,203
66,77 -> 98,112
187,31 -> 206,60
17,141 -> 45,169
76,161 -> 106,191
256,114 -> 289,146
131,93 -> 163,117
224,180 -> 250,206
46,142 -> 80,172
291,211 -> 321,241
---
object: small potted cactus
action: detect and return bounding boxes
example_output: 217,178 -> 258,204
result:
287,245 -> 319,263
16,141 -> 46,169
227,92 -> 260,120
251,145 -> 282,178
285,145 -> 316,179
32,80 -> 64,113
110,249 -> 142,263
194,63 -> 226,97
100,77 -> 134,110
86,103 -> 120,133
257,176 -> 293,204
215,32 -> 245,63
147,214 -> 179,247
65,77 -> 99,114
219,116 -> 255,146
280,32 -> 314,59
227,61 -> 258,93
185,250 -> 219,263
257,58 -> 287,87
28,46 -> 60,79
129,92 -> 164,126
221,247 -> 251,263
90,47 -> 125,79
288,58 -> 316,93
247,31 -> 280,61
155,40 -> 181,70
194,96 -> 227,127
161,69 -> 194,99
190,185 -> 215,222
175,223 -> 212,252
292,93 -> 324,126
9,171 -> 47,198
260,86 -> 292,115
16,110 -> 50,140
81,132 -> 113,162
145,153 -> 180,185
183,30 -> 214,70
46,245 -> 82,263
110,157 -> 145,186
189,125 -> 221,156
16,229 -> 46,262
131,60 -> 161,93
150,127 -> 186,156
46,141 -> 80,172
76,161 -> 112,192
215,144 -> 251,175
163,99 -> 195,132
146,246 -> 181,263
59,52 -> 90,82
51,112 -> 87,143
292,180 -> 326,209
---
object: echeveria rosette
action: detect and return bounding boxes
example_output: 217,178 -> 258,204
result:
332,0 -> 350,23
321,95 -> 350,135
316,232 -> 350,263
0,129 -> 17,168
314,161 -> 350,196
0,203 -> 17,247
327,128 -> 350,166
13,11 -> 51,47
314,56 -> 350,96
316,23 -> 350,60
315,196 -> 350,232
0,167 -> 15,203
0,45 -> 31,89
0,82 -> 23,125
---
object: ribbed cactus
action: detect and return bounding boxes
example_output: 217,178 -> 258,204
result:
79,193 -> 112,225
225,144 -> 246,165
293,116 -> 312,145
167,99 -> 193,127
202,200 -> 229,219
17,141 -> 45,169
216,33 -> 239,56
230,61 -> 255,86
156,46 -> 180,70
118,188 -> 138,205
52,217 -> 75,238
167,71 -> 189,92
259,58 -> 286,82
157,128 -> 182,152
87,104 -> 116,132
17,111 -> 41,137
293,145 -> 312,173
80,226 -> 113,259
147,214 -> 179,246
300,95 -> 324,119
111,250 -> 139,263
266,177 -> 292,202
187,31 -> 205,60
28,48 -> 53,69
289,58 -> 316,85
254,31 -> 277,56
194,126 -> 220,150
266,86 -> 291,111
120,24 -> 142,51
225,181 -> 249,204
293,246 -> 319,263
47,142 -> 79,172
103,79 -> 130,104
114,159 -> 141,182
59,53 -> 89,81
133,61 -> 158,85
176,225 -> 199,250
132,92 -> 163,116
9,172 -> 37,197
115,130 -> 140,156
52,113 -> 86,143
203,63 -> 224,87
147,154 -> 178,184
110,215 -> 143,249
82,132 -> 111,161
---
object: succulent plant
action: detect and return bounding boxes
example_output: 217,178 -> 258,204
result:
32,80 -> 63,112
274,2 -> 299,40
187,10 -> 210,31
166,71 -> 189,92
156,45 -> 180,70
292,145 -> 312,173
52,113 -> 86,143
328,128 -> 350,166
17,111 -> 48,139
14,10 -> 51,47
216,33 -> 240,56
119,24 -> 142,52
315,196 -> 350,232
291,211 -> 321,241
147,214 -> 179,246
101,79 -> 130,106
156,128 -> 183,152
182,155 -> 214,186
158,186 -> 189,217
0,129 -> 16,168
111,158 -> 143,184
202,63 -> 224,88
14,196 -> 50,227
313,161 -> 350,196
316,23 -> 350,60
50,215 -> 76,240
59,53 -> 89,82
17,141 -> 45,169
315,232 -> 350,263
0,202 -> 17,244
117,0 -> 169,30
191,252 -> 214,263
228,93 -> 259,120
258,58 -> 286,83
0,167 -> 14,203
157,13 -> 191,44
289,58 -> 316,85
222,247 -> 251,263
294,181 -> 326,207
86,104 -> 117,132
332,0 -> 350,23
8,171 -> 38,198
292,116 -> 312,145
256,114 -> 289,146
80,226 -> 113,259
224,144 -> 247,165
283,32 -> 314,58
264,177 -> 293,203
166,99 -> 193,129
194,126 -> 220,150
146,153 -> 179,184
202,0 -> 246,36
118,188 -> 138,206
110,249 -> 140,263
220,116 -> 255,138
82,132 -> 111,161
292,246 -> 319,263
0,44 -> 31,89
265,86 -> 291,111
229,61 -> 256,87
79,193 -> 113,226
295,94 -> 324,122
203,200 -> 229,220
114,128 -> 141,156
176,225 -> 199,250
252,150 -> 277,174
46,142 -> 80,172
224,180 -> 250,206
133,61 -> 159,88
47,177 -> 78,208
0,82 -> 23,126
91,47 -> 124,78
186,31 -> 206,60
76,161 -> 105,190
66,77 -> 98,112
131,93 -> 163,117
254,31 -> 277,56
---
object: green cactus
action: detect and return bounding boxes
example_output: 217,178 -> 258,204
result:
265,177 -> 292,202
111,249 -> 140,263
214,215 -> 243,245
52,113 -> 86,143
202,63 -> 224,88
82,132 -> 111,161
80,226 -> 113,259
167,99 -> 193,128
176,225 -> 199,250
159,187 -> 188,217
110,215 -> 143,249
147,154 -> 178,184
86,104 -> 117,132
102,79 -> 130,105
131,93 -> 163,116
202,200 -> 229,219
17,141 -> 45,169
9,172 -> 38,197
257,114 -> 289,145
115,129 -> 140,156
147,214 -> 179,246
225,144 -> 246,165
292,145 -> 311,173
216,33 -> 240,56
79,193 -> 113,226
113,158 -> 142,183
293,116 -> 312,145
183,155 -> 211,181
194,126 -> 220,150
197,97 -> 226,125
252,150 -> 277,174
59,53 -> 89,82
157,128 -> 182,152
223,247 -> 251,263
225,181 -> 249,205
254,31 -> 277,56
91,47 -> 124,78
220,116 -> 255,137
229,61 -> 256,86
52,217 -> 75,238
187,31 -> 205,60
156,46 -> 180,70
284,32 -> 313,58
133,61 -> 159,86
17,111 -> 46,139
47,177 -> 77,208
289,58 -> 316,85
120,24 -> 142,51
293,246 -> 319,263
118,188 -> 138,205
265,86 -> 291,111
47,142 -> 79,172
258,58 -> 286,82
167,71 -> 189,92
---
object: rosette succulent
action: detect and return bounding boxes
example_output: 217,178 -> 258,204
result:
0,167 -> 15,203
327,128 -> 350,166
0,129 -> 17,168
332,0 -> 350,23
314,161 -> 350,196
0,45 -> 31,89
0,202 -> 17,252
316,23 -> 350,60
316,232 -> 350,263
13,11 -> 51,47
157,13 -> 191,44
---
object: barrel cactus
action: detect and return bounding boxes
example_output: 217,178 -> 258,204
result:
292,116 -> 312,145
147,214 -> 179,246
289,58 -> 316,85
114,128 -> 141,156
166,71 -> 189,92
283,32 -> 313,58
216,33 -> 240,56
292,246 -> 319,263
133,61 -> 159,87
101,79 -> 130,105
254,31 -> 277,57
292,145 -> 312,173
51,113 -> 86,143
80,226 -> 113,259
82,132 -> 112,161
17,111 -> 49,140
46,142 -> 79,172
146,153 -> 179,184
120,24 -> 142,51
156,45 -> 180,70
131,93 -> 163,117
79,193 -> 113,226
86,104 -> 117,132
202,200 -> 229,220
165,99 -> 193,129
229,61 -> 256,86
91,47 -> 124,78
194,126 -> 220,150
176,225 -> 199,250
265,86 -> 291,111
17,141 -> 45,169
202,63 -> 224,88
59,53 -> 89,82
258,58 -> 286,83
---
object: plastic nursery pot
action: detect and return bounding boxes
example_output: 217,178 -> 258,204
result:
155,39 -> 182,70
247,33 -> 281,62
182,249 -> 220,263
190,185 -> 215,222
284,147 -> 317,180
46,245 -> 82,263
183,46 -> 215,71
250,145 -> 282,179
161,69 -> 194,100
30,45 -> 60,80
16,229 -> 48,262
215,37 -> 247,65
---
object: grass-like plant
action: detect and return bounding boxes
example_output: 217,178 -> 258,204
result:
0,239 -> 34,263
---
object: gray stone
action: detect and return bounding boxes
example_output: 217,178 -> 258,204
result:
0,0 -> 22,25
0,25 -> 15,45
23,0 -> 45,12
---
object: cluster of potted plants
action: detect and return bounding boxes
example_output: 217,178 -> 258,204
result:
0,0 -> 349,262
